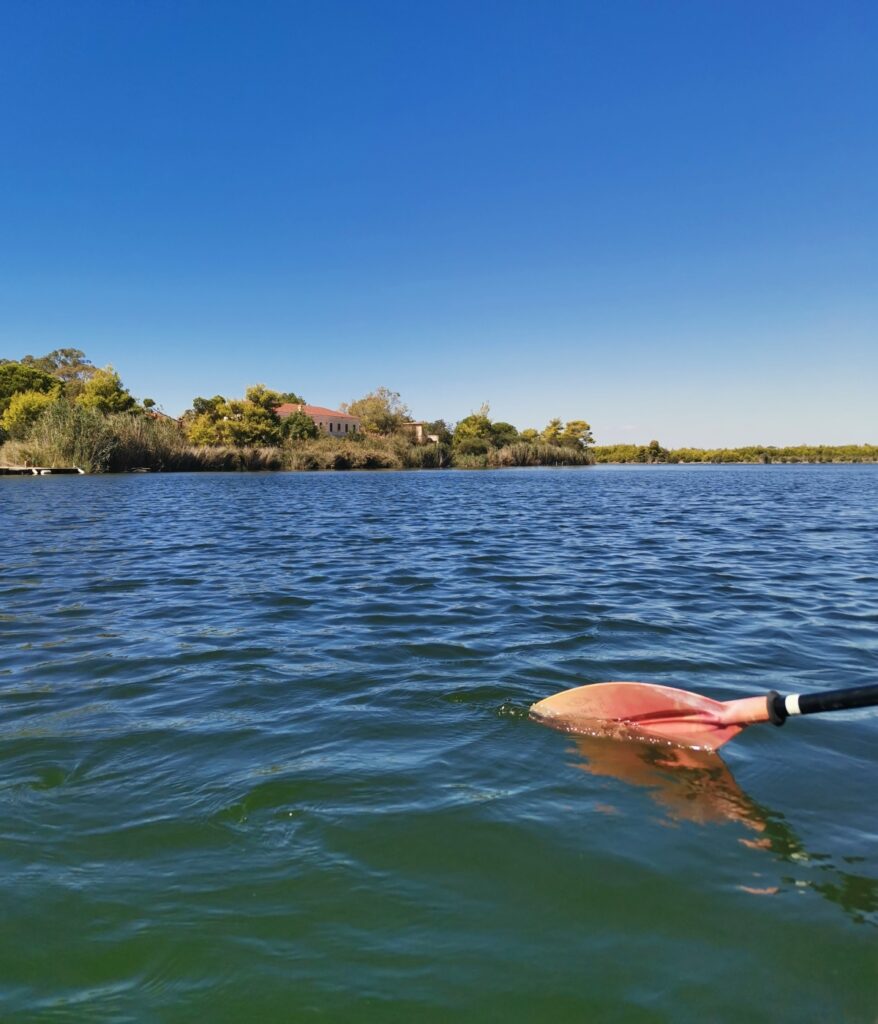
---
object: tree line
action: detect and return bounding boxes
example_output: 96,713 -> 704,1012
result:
0,350 -> 149,436
0,351 -> 595,471
3,349 -> 874,470
592,441 -> 878,464
179,387 -> 595,455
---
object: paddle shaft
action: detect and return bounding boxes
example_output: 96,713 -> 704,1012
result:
769,683 -> 878,724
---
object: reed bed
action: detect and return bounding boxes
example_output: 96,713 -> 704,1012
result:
592,443 -> 878,464
2,402 -> 118,473
489,443 -> 595,467
282,436 -> 449,471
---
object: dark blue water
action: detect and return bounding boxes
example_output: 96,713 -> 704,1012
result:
2,466 -> 877,1021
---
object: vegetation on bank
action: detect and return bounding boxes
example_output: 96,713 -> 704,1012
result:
2,349 -> 874,472
0,351 -> 595,472
1,402 -> 594,474
593,441 -> 878,464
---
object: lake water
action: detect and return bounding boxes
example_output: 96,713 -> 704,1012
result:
2,466 -> 877,1022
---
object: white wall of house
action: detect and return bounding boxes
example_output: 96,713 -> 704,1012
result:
316,419 -> 358,435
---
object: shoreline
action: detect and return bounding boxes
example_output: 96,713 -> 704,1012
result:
4,460 -> 877,477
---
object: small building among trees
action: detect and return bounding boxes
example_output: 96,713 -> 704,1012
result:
275,403 -> 361,436
400,421 -> 431,444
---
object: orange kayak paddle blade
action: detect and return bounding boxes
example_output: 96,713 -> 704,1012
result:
530,682 -> 773,751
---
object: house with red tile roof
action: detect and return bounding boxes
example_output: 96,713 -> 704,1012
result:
275,403 -> 362,437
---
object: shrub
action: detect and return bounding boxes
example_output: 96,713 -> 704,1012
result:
282,410 -> 319,441
453,437 -> 490,457
1,390 -> 57,439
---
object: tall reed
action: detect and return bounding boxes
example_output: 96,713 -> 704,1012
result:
487,443 -> 595,467
284,437 -> 406,470
3,401 -> 117,472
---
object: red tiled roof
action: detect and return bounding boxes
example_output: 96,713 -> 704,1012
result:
275,403 -> 360,420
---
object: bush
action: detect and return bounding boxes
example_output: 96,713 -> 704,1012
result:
282,410 -> 319,441
1,390 -> 57,439
453,437 -> 490,457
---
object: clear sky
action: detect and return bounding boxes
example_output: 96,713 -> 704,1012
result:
1,0 -> 875,446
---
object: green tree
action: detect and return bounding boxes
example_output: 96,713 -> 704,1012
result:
0,389 -> 57,438
282,410 -> 319,441
185,395 -> 228,444
76,367 -> 136,414
541,418 -> 563,444
245,384 -> 301,411
221,400 -> 282,446
190,395 -> 226,417
453,436 -> 491,456
453,405 -> 494,453
559,420 -> 594,448
490,421 -> 519,447
16,349 -> 97,398
24,348 -> 95,380
424,419 -> 453,444
341,387 -> 410,434
187,412 -> 224,445
0,363 -> 61,414
519,428 -> 539,442
185,391 -> 283,446
26,350 -> 95,389
645,439 -> 668,463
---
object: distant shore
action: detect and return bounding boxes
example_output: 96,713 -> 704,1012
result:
3,352 -> 875,473
3,439 -> 877,475
591,444 -> 878,465
4,452 -> 877,475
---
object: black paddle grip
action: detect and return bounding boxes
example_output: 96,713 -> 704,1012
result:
797,683 -> 878,717
766,691 -> 787,726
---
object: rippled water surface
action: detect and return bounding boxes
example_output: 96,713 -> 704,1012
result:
2,466 -> 877,1022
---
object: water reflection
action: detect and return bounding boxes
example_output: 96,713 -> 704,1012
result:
568,734 -> 877,926
571,734 -> 763,829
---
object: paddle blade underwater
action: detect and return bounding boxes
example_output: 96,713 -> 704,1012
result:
530,681 -> 878,751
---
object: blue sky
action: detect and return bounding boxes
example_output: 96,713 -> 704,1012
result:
1,0 -> 875,445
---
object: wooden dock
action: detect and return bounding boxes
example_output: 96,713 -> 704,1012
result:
0,465 -> 85,476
